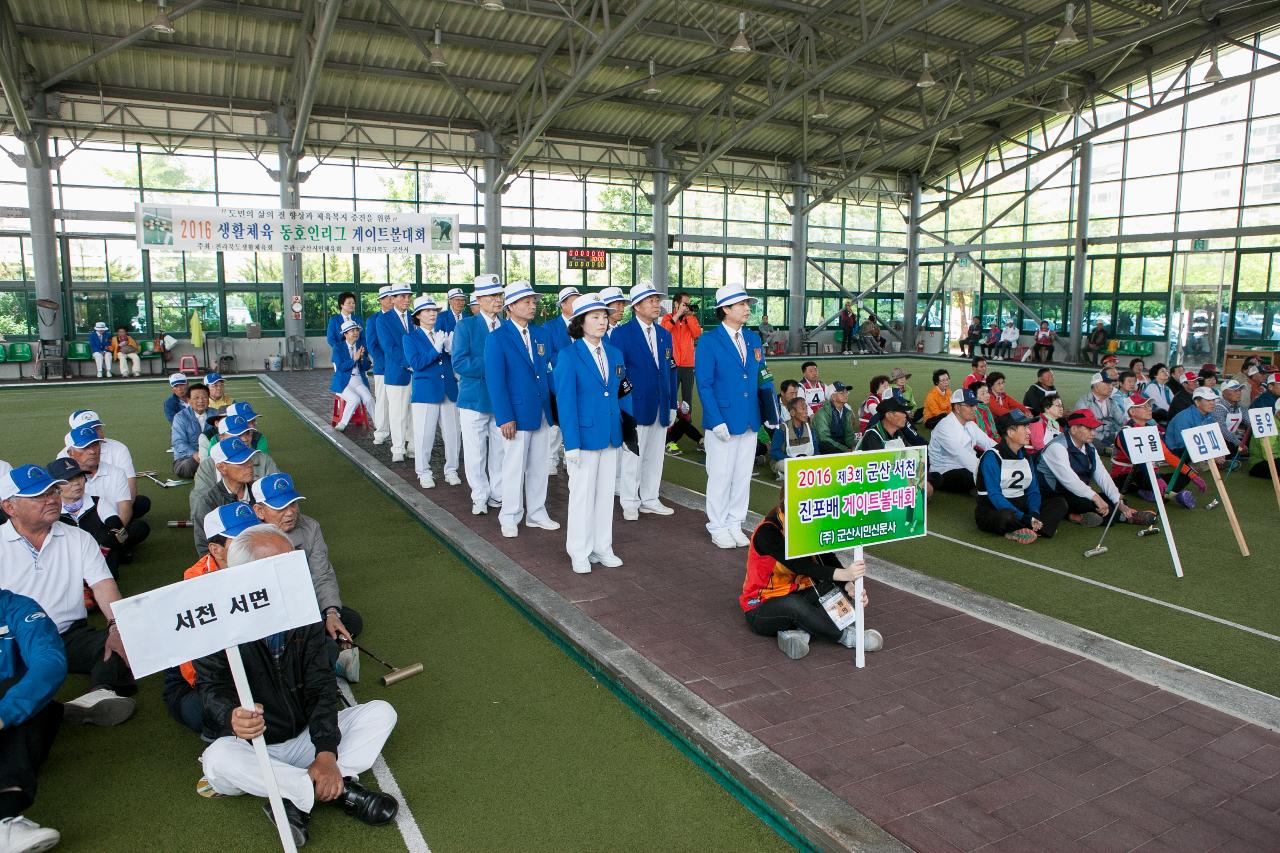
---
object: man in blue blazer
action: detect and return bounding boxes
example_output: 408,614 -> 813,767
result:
366,285 -> 394,445
485,281 -> 560,538
453,274 -> 506,515
612,282 -> 678,520
375,284 -> 414,462
541,285 -> 579,474
695,284 -> 779,549
435,287 -> 467,336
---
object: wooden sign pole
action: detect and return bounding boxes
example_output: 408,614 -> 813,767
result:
1262,442 -> 1280,514
1206,462 -> 1250,557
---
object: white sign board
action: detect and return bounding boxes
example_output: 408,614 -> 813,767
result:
112,550 -> 321,678
1122,425 -> 1165,465
1184,422 -> 1228,464
1249,406 -> 1278,439
136,203 -> 460,255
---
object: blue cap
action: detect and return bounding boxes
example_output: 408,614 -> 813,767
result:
169,372 -> 188,387
68,409 -> 103,429
204,372 -> 223,385
225,402 -> 260,423
1,464 -> 66,501
45,457 -> 85,482
250,473 -> 306,509
217,414 -> 253,437
64,424 -> 104,449
203,502 -> 259,539
950,388 -> 979,406
211,436 -> 259,466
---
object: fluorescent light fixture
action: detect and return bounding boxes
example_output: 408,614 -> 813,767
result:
916,52 -> 936,88
729,12 -> 751,54
1055,3 -> 1079,46
643,59 -> 662,96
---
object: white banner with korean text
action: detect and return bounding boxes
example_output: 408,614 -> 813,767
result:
111,550 -> 322,678
135,203 -> 460,255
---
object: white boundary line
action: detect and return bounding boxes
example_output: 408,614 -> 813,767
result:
337,680 -> 431,853
663,450 -> 1280,645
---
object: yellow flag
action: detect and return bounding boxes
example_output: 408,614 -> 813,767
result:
189,309 -> 204,348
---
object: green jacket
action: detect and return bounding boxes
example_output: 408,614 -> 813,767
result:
813,400 -> 856,453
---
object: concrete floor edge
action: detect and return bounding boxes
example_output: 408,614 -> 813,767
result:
656,482 -> 1280,734
259,375 -> 910,853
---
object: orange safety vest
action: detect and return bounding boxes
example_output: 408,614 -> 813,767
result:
739,514 -> 814,612
178,554 -> 221,687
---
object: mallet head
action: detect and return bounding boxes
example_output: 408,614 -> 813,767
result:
380,662 -> 424,687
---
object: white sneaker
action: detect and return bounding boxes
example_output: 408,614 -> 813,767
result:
335,423 -> 347,432
501,524 -> 519,538
419,476 -> 435,489
526,517 -> 561,531
639,502 -> 675,516
391,452 -> 405,463
777,629 -> 811,660
372,437 -> 387,446
622,507 -> 640,521
571,557 -> 592,574
405,448 -> 415,458
472,502 -> 488,515
838,628 -> 884,652
63,688 -> 135,726
444,472 -> 462,485
711,531 -> 737,549
730,528 -> 751,547
0,816 -> 60,853
589,551 -> 623,568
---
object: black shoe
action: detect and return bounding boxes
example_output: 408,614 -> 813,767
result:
263,800 -> 310,847
341,779 -> 398,826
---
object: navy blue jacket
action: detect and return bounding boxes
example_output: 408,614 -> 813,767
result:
485,320 -> 554,430
610,319 -> 677,427
0,589 -> 67,728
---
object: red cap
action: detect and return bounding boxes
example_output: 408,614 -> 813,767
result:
1100,354 -> 1119,365
1066,409 -> 1103,429
1181,370 -> 1198,384
1129,393 -> 1150,405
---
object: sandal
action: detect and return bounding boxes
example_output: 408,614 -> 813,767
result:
1005,528 -> 1038,545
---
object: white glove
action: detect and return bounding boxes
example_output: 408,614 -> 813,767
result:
564,448 -> 582,467
712,424 -> 731,442
765,421 -> 780,431
668,408 -> 677,424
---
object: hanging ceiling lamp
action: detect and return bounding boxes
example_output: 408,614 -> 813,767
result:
729,12 -> 752,54
151,0 -> 176,34
1055,3 -> 1079,47
642,59 -> 662,96
429,28 -> 447,68
1204,46 -> 1223,84
916,52 -> 936,88
811,89 -> 830,121
480,0 -> 505,12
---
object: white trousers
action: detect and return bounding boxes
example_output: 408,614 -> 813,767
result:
619,422 -> 666,512
92,351 -> 112,376
499,418 -> 552,527
704,430 -> 756,536
337,376 -> 375,428
566,447 -> 618,561
412,400 -> 460,480
373,376 -> 386,440
546,424 -> 563,468
384,383 -> 412,454
116,352 -> 140,376
459,408 -> 504,506
200,700 -> 397,814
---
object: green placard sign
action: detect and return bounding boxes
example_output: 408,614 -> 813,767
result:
1192,238 -> 1208,252
783,447 -> 929,560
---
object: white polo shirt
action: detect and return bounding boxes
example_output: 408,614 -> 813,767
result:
84,462 -> 131,515
100,438 -> 135,480
927,412 -> 997,475
0,520 -> 112,633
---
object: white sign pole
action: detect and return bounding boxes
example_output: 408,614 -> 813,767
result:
225,646 -> 298,853
1144,462 -> 1184,579
853,545 -> 866,670
1123,426 -> 1184,579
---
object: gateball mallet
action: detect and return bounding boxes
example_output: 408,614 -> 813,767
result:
350,642 -> 424,687
1137,525 -> 1161,537
1083,499 -> 1125,558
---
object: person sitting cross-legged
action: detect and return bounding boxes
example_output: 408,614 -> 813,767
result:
0,587 -> 68,853
740,486 -> 882,660
195,525 -> 398,847
769,397 -> 816,480
927,388 -> 997,494
171,383 -> 213,479
856,397 -> 927,455
812,382 -> 856,454
1109,395 -> 1204,509
191,436 -> 261,557
191,413 -> 278,504
1037,410 -> 1157,528
975,410 -> 1067,545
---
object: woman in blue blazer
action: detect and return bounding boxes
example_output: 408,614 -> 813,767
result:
325,291 -> 364,350
555,293 -> 626,574
404,295 -> 460,489
330,318 -> 373,431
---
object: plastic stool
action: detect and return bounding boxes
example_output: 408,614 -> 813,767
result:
332,396 -> 369,428
178,355 -> 199,375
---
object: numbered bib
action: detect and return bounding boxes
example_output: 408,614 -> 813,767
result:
999,457 -> 1032,498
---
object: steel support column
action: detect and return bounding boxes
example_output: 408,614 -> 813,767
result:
276,107 -> 305,340
649,145 -> 669,293
787,162 -> 807,354
480,132 -> 502,276
1069,142 -> 1092,363
26,93 -> 60,343
903,176 -> 922,352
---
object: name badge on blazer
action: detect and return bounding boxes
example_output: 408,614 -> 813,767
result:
753,347 -> 762,362
537,342 -> 547,357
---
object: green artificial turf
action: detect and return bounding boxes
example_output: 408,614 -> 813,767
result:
661,354 -> 1280,697
1,379 -> 789,853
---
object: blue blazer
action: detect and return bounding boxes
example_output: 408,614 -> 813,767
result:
365,309 -> 389,377
453,313 -> 495,414
694,325 -> 774,435
610,320 -> 676,427
89,330 -> 111,354
376,309 -> 413,386
554,338 -> 624,452
404,327 -> 458,404
329,341 -> 372,393
325,314 -> 365,351
485,320 -> 554,431
436,309 -> 465,335
540,315 -> 572,365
